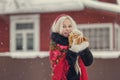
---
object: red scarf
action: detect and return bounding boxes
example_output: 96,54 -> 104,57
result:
50,33 -> 88,80
50,43 -> 88,80
79,59 -> 88,80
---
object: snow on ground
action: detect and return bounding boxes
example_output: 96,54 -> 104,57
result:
92,51 -> 120,59
0,51 -> 120,59
0,51 -> 49,59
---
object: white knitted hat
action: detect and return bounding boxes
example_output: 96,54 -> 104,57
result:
51,14 -> 77,34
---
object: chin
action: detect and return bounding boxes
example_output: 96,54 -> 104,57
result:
63,34 -> 69,37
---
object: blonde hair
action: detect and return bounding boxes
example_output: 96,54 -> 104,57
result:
51,15 -> 77,34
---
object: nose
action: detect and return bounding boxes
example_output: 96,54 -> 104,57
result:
66,26 -> 70,30
65,28 -> 69,31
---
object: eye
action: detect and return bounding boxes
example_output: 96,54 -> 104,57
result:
63,26 -> 66,28
68,25 -> 72,28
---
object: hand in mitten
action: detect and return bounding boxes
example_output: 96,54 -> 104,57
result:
68,30 -> 89,53
69,37 -> 89,53
68,30 -> 83,47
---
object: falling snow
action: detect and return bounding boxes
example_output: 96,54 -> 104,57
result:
41,62 -> 44,66
22,72 -> 25,75
0,42 -> 3,45
102,17 -> 105,19
5,27 -> 8,30
3,68 -> 7,72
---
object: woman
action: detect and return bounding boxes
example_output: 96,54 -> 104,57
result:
49,14 -> 93,80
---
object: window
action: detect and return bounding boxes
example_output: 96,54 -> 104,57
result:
16,33 -> 23,50
16,23 -> 34,30
10,15 -> 40,52
27,33 -> 34,50
78,23 -> 120,51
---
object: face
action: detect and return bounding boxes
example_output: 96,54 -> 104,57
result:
61,18 -> 73,37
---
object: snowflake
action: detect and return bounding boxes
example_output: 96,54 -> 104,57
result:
102,17 -> 105,19
0,42 -> 3,45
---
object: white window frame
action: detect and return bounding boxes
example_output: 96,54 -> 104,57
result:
114,23 -> 120,50
77,23 -> 115,51
10,14 -> 40,52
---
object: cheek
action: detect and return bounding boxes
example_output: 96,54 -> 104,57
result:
69,28 -> 73,32
62,29 -> 66,32
61,29 -> 66,35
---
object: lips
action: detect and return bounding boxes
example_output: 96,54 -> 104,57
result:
63,32 -> 69,37
65,32 -> 70,35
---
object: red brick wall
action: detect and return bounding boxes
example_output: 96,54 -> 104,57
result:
99,0 -> 117,4
0,15 -> 10,52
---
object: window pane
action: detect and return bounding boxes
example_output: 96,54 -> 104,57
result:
16,34 -> 23,50
16,23 -> 34,30
27,33 -> 34,50
79,27 -> 110,51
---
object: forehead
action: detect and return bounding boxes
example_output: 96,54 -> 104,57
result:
63,18 -> 72,24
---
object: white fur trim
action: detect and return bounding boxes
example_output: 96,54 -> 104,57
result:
69,42 -> 89,53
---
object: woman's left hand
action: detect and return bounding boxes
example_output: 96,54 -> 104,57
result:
69,38 -> 89,53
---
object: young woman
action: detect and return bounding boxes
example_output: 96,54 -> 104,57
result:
49,14 -> 93,80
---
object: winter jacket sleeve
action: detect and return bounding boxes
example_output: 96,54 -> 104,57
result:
78,48 -> 93,66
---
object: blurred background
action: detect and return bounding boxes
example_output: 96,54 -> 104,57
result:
0,0 -> 120,80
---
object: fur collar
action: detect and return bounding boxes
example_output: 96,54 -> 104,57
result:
51,32 -> 69,46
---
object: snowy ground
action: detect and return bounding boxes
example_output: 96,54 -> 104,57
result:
0,51 -> 120,59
